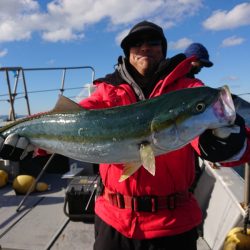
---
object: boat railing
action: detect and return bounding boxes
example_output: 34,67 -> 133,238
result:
0,66 -> 95,121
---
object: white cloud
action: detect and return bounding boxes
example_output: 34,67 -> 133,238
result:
0,0 -> 39,15
0,48 -> 8,57
47,59 -> 56,65
0,0 -> 40,42
169,38 -> 193,50
0,20 -> 33,42
203,3 -> 250,30
222,75 -> 239,81
221,36 -> 245,47
42,28 -> 84,42
0,0 -> 203,43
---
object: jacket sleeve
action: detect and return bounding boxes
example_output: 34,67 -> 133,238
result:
78,83 -> 108,109
220,127 -> 250,167
79,82 -> 137,109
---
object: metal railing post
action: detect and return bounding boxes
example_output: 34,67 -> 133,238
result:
5,69 -> 16,121
244,163 -> 250,205
21,69 -> 31,115
243,162 -> 250,234
60,68 -> 66,95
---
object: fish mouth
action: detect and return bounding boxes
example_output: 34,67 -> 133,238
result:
213,86 -> 236,125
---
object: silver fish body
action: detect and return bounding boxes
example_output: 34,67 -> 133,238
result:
0,86 -> 235,164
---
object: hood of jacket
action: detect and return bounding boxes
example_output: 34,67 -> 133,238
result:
94,53 -> 187,100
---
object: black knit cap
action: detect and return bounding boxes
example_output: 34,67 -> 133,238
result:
121,20 -> 167,58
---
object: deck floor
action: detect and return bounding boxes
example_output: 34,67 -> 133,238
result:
0,173 -> 210,250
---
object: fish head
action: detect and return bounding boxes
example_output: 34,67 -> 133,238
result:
151,85 -> 236,153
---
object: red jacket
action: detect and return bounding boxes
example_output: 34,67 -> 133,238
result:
79,57 -> 249,239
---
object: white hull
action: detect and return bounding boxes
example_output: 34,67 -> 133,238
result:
195,159 -> 245,250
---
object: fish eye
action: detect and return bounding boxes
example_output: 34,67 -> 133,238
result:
195,102 -> 206,113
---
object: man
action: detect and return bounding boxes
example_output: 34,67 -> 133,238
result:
0,21 -> 248,250
184,43 -> 213,78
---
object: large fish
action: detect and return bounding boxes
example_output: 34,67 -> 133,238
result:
0,86 -> 236,181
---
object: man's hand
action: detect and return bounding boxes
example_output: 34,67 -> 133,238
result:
0,134 -> 34,161
198,114 -> 247,162
212,125 -> 240,139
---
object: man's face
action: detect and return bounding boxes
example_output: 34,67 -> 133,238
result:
190,60 -> 204,75
129,35 -> 164,76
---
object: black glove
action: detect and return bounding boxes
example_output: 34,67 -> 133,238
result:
198,114 -> 246,162
0,134 -> 34,161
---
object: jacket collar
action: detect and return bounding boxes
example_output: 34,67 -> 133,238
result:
94,54 -> 187,100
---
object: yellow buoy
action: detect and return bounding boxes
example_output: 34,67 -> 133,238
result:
0,170 -> 8,188
12,175 -> 36,194
36,182 -> 49,192
223,227 -> 250,250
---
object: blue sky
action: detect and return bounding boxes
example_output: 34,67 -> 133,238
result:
0,0 -> 250,116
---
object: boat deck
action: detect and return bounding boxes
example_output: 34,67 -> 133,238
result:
0,174 -> 95,250
0,173 -> 210,250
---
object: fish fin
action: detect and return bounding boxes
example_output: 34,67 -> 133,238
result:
52,95 -> 84,112
119,162 -> 141,182
140,143 -> 156,176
